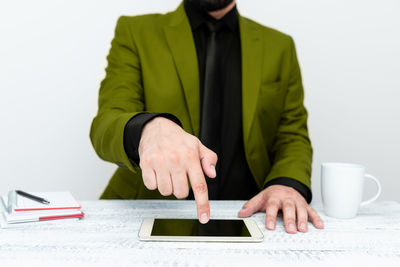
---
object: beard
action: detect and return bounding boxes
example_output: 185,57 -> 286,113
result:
187,0 -> 234,12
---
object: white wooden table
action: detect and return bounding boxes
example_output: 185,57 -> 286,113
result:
1,200 -> 399,266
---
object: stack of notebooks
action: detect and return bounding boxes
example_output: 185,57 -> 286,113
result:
1,190 -> 84,228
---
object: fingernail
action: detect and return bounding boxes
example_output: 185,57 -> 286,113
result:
289,223 -> 296,232
268,221 -> 274,229
200,213 -> 209,224
210,165 -> 216,177
300,222 -> 307,230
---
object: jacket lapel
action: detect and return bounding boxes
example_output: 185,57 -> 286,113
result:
163,3 -> 200,136
239,16 -> 262,144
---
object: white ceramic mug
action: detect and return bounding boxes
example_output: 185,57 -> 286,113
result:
321,162 -> 381,219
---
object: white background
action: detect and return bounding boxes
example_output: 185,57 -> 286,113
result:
0,0 -> 399,202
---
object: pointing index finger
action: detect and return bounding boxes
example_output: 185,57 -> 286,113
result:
188,163 -> 210,224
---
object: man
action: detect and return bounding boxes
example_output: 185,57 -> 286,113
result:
90,0 -> 324,234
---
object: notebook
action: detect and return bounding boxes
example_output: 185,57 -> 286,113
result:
1,191 -> 82,213
2,209 -> 84,224
0,191 -> 84,227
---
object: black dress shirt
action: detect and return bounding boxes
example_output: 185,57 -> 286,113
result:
123,0 -> 312,203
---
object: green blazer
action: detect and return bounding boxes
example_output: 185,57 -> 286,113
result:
90,3 -> 313,200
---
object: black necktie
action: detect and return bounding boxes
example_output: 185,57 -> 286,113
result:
200,21 -> 223,200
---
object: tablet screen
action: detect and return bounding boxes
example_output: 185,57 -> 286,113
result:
151,219 -> 251,237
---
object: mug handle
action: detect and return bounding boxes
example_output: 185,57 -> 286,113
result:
360,174 -> 382,207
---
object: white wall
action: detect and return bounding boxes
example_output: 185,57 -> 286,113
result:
1,0 -> 399,202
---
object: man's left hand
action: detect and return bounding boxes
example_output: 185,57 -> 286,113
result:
238,185 -> 324,234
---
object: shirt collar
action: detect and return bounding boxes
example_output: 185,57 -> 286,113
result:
184,0 -> 238,32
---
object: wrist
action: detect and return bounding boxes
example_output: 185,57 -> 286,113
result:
142,117 -> 167,135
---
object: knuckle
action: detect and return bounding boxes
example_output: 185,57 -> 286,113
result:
211,151 -> 218,161
185,149 -> 197,161
149,153 -> 163,164
266,208 -> 277,217
307,206 -> 318,215
265,215 -> 275,221
284,214 -> 296,222
193,182 -> 207,194
297,202 -> 307,209
298,218 -> 307,225
285,217 -> 295,224
190,141 -> 201,151
191,136 -> 200,143
267,199 -> 280,209
309,206 -> 317,213
138,159 -> 145,168
139,157 -> 151,168
312,213 -> 322,221
283,200 -> 295,209
191,136 -> 200,146
297,212 -> 308,220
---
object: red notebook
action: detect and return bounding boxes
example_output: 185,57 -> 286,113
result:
1,209 -> 84,224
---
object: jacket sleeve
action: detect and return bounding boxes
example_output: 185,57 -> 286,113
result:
263,37 -> 313,195
90,16 -> 144,173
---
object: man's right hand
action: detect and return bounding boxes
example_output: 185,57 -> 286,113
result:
138,117 -> 218,224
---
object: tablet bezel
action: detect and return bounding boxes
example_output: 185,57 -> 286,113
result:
138,218 -> 264,242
